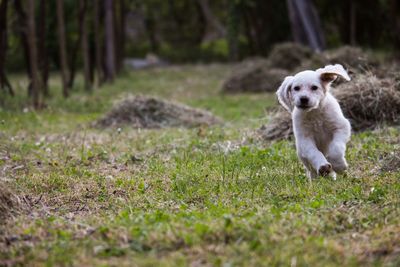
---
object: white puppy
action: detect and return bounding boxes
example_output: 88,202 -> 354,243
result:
276,64 -> 351,180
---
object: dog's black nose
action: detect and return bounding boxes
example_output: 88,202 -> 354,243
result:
300,97 -> 309,104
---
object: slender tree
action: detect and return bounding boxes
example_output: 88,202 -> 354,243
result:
0,0 -> 14,96
38,0 -> 49,96
196,0 -> 226,42
286,0 -> 325,52
115,0 -> 126,72
227,0 -> 240,61
94,0 -> 104,87
56,0 -> 69,97
143,7 -> 159,53
113,0 -> 121,73
80,0 -> 91,91
67,1 -> 86,89
287,0 -> 308,45
14,0 -> 32,94
26,0 -> 42,108
104,0 -> 116,82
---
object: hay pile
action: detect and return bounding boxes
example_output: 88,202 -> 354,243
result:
267,42 -> 313,71
222,65 -> 289,93
0,184 -> 20,219
333,74 -> 400,131
222,43 -> 311,93
297,46 -> 378,74
95,95 -> 222,128
223,43 -> 382,94
257,110 -> 292,141
258,73 -> 400,141
323,46 -> 378,73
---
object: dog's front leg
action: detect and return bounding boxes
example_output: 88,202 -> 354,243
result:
296,137 -> 332,178
326,122 -> 350,174
327,134 -> 350,174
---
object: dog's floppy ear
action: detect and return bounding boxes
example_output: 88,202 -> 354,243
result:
316,64 -> 351,86
276,76 -> 294,113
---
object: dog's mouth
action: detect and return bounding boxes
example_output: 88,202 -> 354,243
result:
296,104 -> 311,110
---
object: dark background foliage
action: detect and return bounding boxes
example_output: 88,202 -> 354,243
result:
0,0 -> 399,108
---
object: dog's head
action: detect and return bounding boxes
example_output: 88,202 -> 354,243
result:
276,64 -> 350,113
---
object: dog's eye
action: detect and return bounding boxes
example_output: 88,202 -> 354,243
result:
293,86 -> 300,91
311,85 -> 319,91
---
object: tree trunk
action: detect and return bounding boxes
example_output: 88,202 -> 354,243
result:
242,8 -> 256,55
308,1 -> 325,50
0,0 -> 14,96
112,0 -> 125,73
80,0 -> 91,91
118,0 -> 126,71
227,0 -> 240,61
287,0 -> 308,45
94,0 -> 104,87
196,0 -> 226,42
38,0 -> 49,96
67,1 -> 85,89
67,27 -> 82,89
113,0 -> 121,73
14,0 -> 32,94
26,0 -> 42,108
56,0 -> 69,97
143,10 -> 159,53
104,0 -> 116,82
287,0 -> 325,52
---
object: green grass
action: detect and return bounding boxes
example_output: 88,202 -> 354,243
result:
0,64 -> 399,266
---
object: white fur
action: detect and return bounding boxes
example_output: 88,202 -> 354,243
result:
276,64 -> 351,180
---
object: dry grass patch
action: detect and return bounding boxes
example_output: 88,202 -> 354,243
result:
95,95 -> 222,129
266,42 -> 313,71
380,150 -> 400,173
222,43 -> 312,93
256,109 -> 292,141
222,65 -> 289,93
0,183 -> 22,220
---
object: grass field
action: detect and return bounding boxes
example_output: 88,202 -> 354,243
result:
0,64 -> 399,266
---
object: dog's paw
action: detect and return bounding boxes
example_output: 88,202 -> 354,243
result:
318,163 -> 332,176
332,160 -> 348,174
329,171 -> 337,181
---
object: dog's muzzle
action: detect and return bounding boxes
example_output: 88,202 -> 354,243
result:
297,96 -> 310,109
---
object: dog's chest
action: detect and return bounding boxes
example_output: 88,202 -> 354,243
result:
302,114 -> 334,153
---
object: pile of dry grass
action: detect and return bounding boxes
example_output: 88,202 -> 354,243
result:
267,42 -> 313,71
324,46 -> 378,73
258,73 -> 400,140
222,44 -> 380,94
222,65 -> 289,93
374,62 -> 400,80
95,95 -> 222,128
295,53 -> 327,72
334,74 -> 400,130
297,46 -> 379,75
222,43 -> 311,93
256,109 -> 293,141
0,184 -> 20,220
